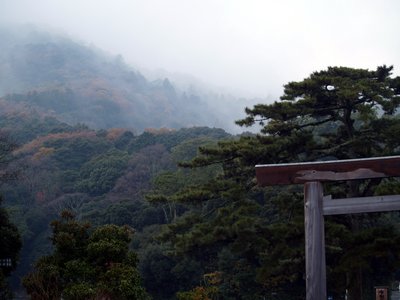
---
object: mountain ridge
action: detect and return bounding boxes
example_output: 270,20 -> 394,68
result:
0,25 -> 258,133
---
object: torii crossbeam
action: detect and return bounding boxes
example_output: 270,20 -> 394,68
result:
255,156 -> 400,300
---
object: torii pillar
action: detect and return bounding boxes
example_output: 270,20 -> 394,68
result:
255,156 -> 400,300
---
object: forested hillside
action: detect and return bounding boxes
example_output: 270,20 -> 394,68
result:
0,111 -> 230,295
142,66 -> 400,299
0,25 -> 252,133
1,24 -> 400,300
0,25 -> 247,298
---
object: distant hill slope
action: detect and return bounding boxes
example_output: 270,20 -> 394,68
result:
0,25 -> 251,132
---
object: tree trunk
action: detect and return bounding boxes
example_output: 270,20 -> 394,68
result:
347,267 -> 363,300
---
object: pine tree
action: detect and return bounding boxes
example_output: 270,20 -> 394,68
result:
152,66 -> 400,299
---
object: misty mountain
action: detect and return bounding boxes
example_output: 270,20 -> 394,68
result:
0,25 -> 257,133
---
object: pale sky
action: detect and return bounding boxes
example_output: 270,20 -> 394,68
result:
1,0 -> 399,98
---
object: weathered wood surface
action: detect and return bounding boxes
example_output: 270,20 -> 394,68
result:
304,182 -> 326,300
256,156 -> 400,185
255,156 -> 400,300
323,194 -> 400,215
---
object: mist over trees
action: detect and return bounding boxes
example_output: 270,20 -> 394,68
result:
146,65 -> 400,299
1,25 -> 400,300
0,25 -> 259,134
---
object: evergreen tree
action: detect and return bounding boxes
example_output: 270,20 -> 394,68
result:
23,211 -> 150,300
153,66 -> 400,299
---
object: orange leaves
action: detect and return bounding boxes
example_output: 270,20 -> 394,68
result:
15,131 -> 96,155
106,128 -> 127,141
32,147 -> 55,161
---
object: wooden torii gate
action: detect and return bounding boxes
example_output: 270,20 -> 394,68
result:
255,156 -> 400,300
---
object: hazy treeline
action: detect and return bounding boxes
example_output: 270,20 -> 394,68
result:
1,26 -> 400,300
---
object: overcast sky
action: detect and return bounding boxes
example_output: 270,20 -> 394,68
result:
1,0 -> 399,98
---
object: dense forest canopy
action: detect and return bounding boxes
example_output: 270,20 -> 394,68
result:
147,65 -> 400,299
1,31 -> 400,300
0,121 -> 231,299
22,211 -> 150,300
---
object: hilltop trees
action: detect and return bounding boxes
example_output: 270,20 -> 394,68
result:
238,65 -> 400,158
151,66 -> 400,299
